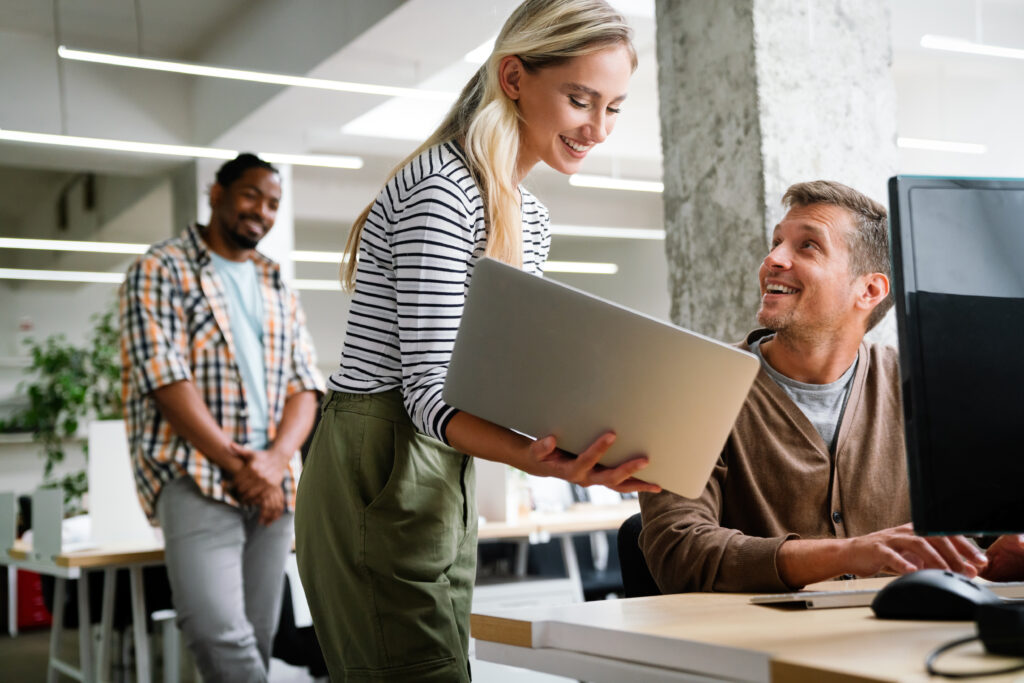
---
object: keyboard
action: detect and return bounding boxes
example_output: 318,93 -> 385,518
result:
750,580 -> 1024,609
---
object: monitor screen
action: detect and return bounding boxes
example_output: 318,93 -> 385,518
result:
889,176 -> 1024,535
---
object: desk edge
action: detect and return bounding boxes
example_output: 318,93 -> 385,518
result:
471,613 -> 534,649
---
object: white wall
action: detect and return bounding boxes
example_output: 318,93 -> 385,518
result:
0,180 -> 174,494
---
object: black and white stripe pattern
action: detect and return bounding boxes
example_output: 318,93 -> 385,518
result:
328,142 -> 551,442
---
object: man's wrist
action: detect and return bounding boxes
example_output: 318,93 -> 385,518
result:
268,442 -> 294,467
217,441 -> 245,474
778,538 -> 850,588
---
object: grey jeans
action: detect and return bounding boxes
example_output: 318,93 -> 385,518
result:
156,475 -> 293,683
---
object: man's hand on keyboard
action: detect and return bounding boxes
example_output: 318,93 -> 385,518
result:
843,524 -> 987,578
778,523 -> 988,588
981,534 -> 1024,582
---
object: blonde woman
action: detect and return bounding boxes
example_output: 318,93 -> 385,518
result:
295,1 -> 658,679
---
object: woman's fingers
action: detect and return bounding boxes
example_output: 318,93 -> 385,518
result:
527,432 -> 659,493
574,431 -> 617,467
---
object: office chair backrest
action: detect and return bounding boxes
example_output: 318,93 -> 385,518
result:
616,512 -> 661,598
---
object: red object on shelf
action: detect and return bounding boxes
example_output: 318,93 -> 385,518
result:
16,570 -> 52,629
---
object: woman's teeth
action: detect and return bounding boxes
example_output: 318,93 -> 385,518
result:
561,136 -> 591,153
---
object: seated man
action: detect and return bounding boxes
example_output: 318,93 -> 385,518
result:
639,180 -> 988,593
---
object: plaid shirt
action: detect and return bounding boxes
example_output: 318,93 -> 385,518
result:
119,224 -> 324,520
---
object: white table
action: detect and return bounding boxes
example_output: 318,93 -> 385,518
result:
5,541 -> 164,683
475,501 -> 638,610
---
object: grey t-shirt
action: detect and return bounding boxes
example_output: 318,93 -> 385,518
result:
749,335 -> 857,451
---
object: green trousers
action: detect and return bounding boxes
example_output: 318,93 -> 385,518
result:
295,390 -> 477,682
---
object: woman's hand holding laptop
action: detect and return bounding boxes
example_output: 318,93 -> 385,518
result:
446,412 -> 661,494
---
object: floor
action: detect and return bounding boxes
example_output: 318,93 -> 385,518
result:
0,627 -> 571,682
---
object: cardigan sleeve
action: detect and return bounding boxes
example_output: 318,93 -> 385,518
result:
638,457 -> 797,593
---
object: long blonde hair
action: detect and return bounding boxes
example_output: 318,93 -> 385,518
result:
340,0 -> 637,290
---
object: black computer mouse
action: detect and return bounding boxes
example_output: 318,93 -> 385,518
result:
871,569 -> 1002,620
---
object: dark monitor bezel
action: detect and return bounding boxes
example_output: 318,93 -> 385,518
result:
889,174 -> 1024,536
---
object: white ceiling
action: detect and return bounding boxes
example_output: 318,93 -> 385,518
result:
2,0 -> 1023,355
1,0 -> 1023,247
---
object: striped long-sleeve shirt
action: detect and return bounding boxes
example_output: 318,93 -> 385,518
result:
119,224 -> 324,519
328,142 -> 551,442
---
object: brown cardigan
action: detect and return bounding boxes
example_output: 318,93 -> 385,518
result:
638,330 -> 910,593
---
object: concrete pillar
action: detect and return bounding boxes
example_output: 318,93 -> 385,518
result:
655,0 -> 897,344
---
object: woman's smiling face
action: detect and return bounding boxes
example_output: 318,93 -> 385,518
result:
509,43 -> 633,179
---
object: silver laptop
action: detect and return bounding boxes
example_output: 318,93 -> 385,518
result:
443,258 -> 760,498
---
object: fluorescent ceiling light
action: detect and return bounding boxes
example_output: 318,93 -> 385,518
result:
920,34 -> 1024,61
0,269 -> 348,290
0,268 -> 124,284
58,46 -> 455,101
569,174 -> 663,193
0,239 -> 352,262
0,237 -> 147,254
609,0 -> 656,18
293,279 -> 341,291
292,250 -> 348,263
550,224 -> 664,240
258,152 -> 362,169
341,100 -> 449,140
464,37 -> 496,64
293,258 -> 618,276
0,240 -> 617,276
545,261 -> 618,274
0,129 -> 363,169
897,137 -> 987,154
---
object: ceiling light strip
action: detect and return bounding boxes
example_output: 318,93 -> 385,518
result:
0,129 -> 363,169
545,261 -> 619,274
896,137 -> 987,154
292,279 -> 342,291
0,237 -> 147,254
1,261 -> 618,287
569,174 -> 664,193
0,268 -> 125,284
58,46 -> 455,101
0,238 -> 645,265
292,250 -> 348,263
920,35 -> 1024,61
550,225 -> 665,240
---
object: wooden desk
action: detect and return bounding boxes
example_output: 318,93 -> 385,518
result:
478,501 -> 640,540
472,577 -> 1024,682
5,541 -> 164,683
476,501 -> 638,608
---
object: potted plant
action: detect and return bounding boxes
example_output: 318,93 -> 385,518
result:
0,306 -> 122,513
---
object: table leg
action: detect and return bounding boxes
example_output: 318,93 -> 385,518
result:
78,570 -> 94,683
47,577 -> 66,683
560,536 -> 585,603
46,577 -> 66,683
514,540 -> 529,578
129,566 -> 151,683
6,566 -> 16,637
97,568 -> 115,682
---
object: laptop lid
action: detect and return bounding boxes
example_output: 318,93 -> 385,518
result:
443,258 -> 759,498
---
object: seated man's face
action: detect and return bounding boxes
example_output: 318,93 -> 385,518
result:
757,203 -> 862,339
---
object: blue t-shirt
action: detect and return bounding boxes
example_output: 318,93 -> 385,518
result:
210,252 -> 268,450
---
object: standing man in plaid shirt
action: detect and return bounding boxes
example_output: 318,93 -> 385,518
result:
119,153 -> 323,682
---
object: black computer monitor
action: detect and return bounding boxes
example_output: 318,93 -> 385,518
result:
889,176 -> 1024,535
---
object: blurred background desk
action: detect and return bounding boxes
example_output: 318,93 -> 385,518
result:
471,577 -> 1024,682
6,540 -> 164,683
475,500 -> 639,612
